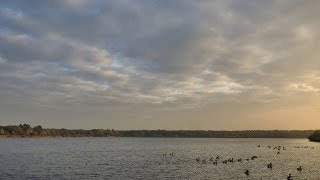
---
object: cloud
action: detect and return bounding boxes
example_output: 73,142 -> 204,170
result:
289,83 -> 319,93
0,0 -> 320,128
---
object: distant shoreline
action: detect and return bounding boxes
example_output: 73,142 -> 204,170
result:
0,124 -> 316,139
0,135 -> 63,138
0,135 -> 312,139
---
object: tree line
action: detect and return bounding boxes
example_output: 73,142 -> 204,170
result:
0,124 -> 316,138
308,130 -> 320,142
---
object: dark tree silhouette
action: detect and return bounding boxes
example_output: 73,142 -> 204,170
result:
0,124 -> 315,138
308,130 -> 320,142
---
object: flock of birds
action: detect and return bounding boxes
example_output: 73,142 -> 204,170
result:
162,145 -> 316,179
195,155 -> 258,165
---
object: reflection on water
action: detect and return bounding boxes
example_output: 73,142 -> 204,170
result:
0,138 -> 319,179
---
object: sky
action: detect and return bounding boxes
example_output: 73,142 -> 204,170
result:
0,0 -> 320,130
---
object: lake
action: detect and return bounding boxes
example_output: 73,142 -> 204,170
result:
0,138 -> 319,179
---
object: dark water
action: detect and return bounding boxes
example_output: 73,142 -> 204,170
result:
0,138 -> 319,179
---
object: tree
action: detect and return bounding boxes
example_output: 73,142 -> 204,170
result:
309,130 -> 320,142
33,125 -> 43,135
20,124 -> 33,136
0,128 -> 4,135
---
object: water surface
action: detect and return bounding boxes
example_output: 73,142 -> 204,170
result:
0,138 -> 319,179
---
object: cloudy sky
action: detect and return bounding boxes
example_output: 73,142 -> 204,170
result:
1,0 -> 320,130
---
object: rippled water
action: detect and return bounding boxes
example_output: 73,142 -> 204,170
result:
0,138 -> 319,179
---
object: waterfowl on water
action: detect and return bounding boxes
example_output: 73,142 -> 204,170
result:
267,162 -> 273,169
222,160 -> 228,164
209,157 -> 214,162
245,170 -> 250,176
297,166 -> 302,172
251,156 -> 257,160
213,160 -> 218,165
287,173 -> 293,180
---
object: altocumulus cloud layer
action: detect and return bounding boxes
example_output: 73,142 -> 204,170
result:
1,0 -> 320,129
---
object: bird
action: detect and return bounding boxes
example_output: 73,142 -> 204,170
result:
267,162 -> 273,169
222,160 -> 228,164
287,173 -> 293,180
196,157 -> 200,162
213,160 -> 218,165
245,170 -> 250,176
297,166 -> 303,172
209,157 -> 214,162
251,156 -> 258,160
